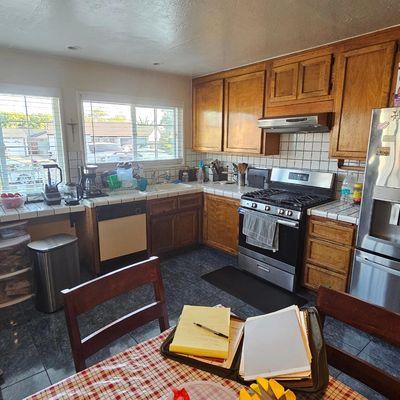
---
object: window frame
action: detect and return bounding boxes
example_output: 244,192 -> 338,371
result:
78,92 -> 185,169
0,83 -> 68,193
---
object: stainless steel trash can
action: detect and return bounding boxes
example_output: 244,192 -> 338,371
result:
28,234 -> 80,313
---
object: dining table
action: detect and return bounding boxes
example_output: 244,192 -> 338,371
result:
25,329 -> 366,400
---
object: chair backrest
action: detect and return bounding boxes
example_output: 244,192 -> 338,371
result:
316,286 -> 400,399
62,256 -> 169,372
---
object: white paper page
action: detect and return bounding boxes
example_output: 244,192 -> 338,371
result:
242,306 -> 310,380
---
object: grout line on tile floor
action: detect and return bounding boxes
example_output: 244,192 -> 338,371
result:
0,369 -> 46,390
356,339 -> 371,356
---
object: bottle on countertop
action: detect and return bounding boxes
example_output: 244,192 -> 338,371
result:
196,161 -> 204,184
352,183 -> 363,205
340,173 -> 356,203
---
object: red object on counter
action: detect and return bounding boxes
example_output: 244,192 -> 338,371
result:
172,387 -> 191,400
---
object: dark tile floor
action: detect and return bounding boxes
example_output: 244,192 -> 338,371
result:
0,246 -> 398,399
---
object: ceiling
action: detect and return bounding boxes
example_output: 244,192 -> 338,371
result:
1,0 -> 400,77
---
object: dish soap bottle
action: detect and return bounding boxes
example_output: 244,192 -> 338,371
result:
197,161 -> 204,184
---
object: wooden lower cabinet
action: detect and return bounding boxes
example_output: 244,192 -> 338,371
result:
303,216 -> 356,292
150,213 -> 175,255
203,194 -> 239,255
175,210 -> 199,248
304,263 -> 347,292
148,194 -> 202,256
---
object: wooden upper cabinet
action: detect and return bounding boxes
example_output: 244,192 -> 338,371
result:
192,79 -> 223,152
297,55 -> 332,99
330,42 -> 396,160
269,63 -> 298,103
268,53 -> 333,107
223,71 -> 265,154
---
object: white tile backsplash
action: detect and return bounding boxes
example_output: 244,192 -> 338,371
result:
185,131 -> 365,197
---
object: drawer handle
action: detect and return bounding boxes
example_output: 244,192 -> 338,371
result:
257,265 -> 270,273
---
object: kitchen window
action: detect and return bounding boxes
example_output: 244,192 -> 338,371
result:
81,98 -> 183,165
0,91 -> 65,193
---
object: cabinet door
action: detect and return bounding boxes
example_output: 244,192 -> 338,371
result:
203,194 -> 239,254
175,210 -> 199,248
330,42 -> 396,160
149,214 -> 175,255
223,71 -> 265,154
297,55 -> 332,99
192,79 -> 224,152
269,63 -> 298,103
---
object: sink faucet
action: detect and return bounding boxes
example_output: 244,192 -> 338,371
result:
150,170 -> 171,184
157,171 -> 171,184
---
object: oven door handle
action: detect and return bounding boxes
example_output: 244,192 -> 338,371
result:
238,208 -> 299,229
277,219 -> 299,228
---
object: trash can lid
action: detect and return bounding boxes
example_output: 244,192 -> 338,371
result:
27,234 -> 78,252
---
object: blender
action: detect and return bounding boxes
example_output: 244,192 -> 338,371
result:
42,163 -> 63,205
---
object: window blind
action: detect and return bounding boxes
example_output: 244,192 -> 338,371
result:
82,99 -> 183,165
0,93 -> 65,194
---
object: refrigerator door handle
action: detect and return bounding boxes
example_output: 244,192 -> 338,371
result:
356,254 -> 400,277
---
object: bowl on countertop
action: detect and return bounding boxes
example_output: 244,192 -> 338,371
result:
1,194 -> 25,209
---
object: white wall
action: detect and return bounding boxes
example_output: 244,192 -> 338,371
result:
0,48 -> 192,179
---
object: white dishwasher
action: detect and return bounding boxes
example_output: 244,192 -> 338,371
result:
96,201 -> 147,261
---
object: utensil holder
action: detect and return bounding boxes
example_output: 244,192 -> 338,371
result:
239,173 -> 246,187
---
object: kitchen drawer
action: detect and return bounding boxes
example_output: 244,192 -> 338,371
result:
306,237 -> 352,274
148,196 -> 177,216
308,216 -> 355,246
178,193 -> 202,210
304,263 -> 347,292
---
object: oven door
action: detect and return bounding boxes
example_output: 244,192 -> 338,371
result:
238,207 -> 303,274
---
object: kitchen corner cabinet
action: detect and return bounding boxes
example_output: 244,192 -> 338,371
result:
330,41 -> 396,160
192,79 -> 224,152
223,71 -> 265,154
302,216 -> 357,292
203,194 -> 239,255
148,193 -> 202,256
267,52 -> 333,106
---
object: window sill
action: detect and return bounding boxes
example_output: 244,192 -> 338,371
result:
92,159 -> 185,171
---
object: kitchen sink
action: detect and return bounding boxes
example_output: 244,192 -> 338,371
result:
146,183 -> 193,192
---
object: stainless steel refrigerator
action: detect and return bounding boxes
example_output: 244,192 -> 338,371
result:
350,107 -> 400,313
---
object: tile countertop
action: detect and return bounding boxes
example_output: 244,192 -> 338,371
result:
0,182 -> 254,222
0,200 -> 85,223
82,181 -> 256,208
307,200 -> 361,225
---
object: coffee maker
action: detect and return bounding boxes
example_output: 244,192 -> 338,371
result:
79,165 -> 107,198
42,163 -> 62,205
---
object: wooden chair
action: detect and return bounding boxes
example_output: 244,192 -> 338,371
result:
316,286 -> 400,399
62,256 -> 169,372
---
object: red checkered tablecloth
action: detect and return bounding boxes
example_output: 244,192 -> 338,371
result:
26,330 -> 366,399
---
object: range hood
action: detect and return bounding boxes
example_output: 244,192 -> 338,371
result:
258,114 -> 331,133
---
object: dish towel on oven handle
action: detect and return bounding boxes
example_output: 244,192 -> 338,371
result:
242,209 -> 279,252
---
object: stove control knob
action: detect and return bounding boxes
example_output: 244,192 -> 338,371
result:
286,210 -> 293,216
251,203 -> 257,209
265,205 -> 270,211
278,209 -> 284,215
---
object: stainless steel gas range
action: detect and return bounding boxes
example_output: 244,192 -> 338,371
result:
238,168 -> 336,292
